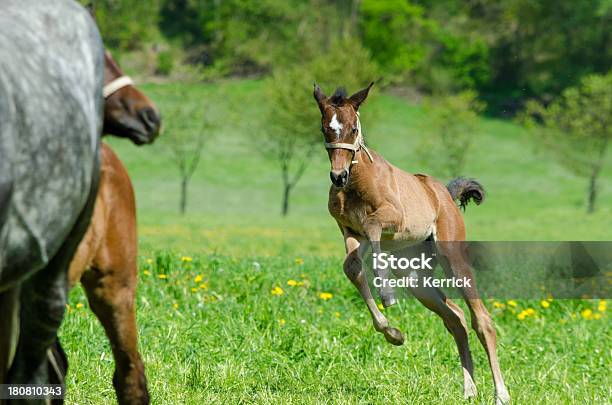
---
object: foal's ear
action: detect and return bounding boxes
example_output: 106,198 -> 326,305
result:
349,82 -> 374,110
313,84 -> 327,113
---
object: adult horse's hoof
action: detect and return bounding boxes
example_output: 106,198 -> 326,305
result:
495,389 -> 511,405
463,381 -> 477,399
381,295 -> 397,308
383,327 -> 404,346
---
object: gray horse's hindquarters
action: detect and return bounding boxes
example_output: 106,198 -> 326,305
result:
0,0 -> 104,390
0,0 -> 104,284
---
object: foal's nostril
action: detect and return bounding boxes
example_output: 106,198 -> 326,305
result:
330,169 -> 349,187
139,107 -> 161,132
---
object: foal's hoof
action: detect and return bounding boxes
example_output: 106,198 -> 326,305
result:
383,327 -> 404,346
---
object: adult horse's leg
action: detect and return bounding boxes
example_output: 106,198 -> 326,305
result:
81,263 -> 148,405
0,287 -> 20,387
7,167 -> 99,398
409,283 -> 477,399
436,238 -> 509,404
342,228 -> 404,345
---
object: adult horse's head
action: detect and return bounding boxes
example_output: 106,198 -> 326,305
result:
103,51 -> 161,144
313,82 -> 374,187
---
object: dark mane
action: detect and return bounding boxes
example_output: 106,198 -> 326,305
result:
330,87 -> 347,106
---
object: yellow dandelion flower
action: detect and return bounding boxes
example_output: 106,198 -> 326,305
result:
278,319 -> 286,326
172,303 -> 179,310
334,312 -> 341,318
143,270 -> 151,276
191,287 -> 197,293
287,279 -> 298,287
580,309 -> 593,320
158,274 -> 167,279
194,275 -> 203,283
593,313 -> 602,320
319,292 -> 333,300
378,303 -> 385,310
181,256 -> 193,263
507,300 -> 517,307
271,286 -> 284,296
517,312 -> 527,320
76,303 -> 84,309
295,258 -> 304,265
525,308 -> 535,316
493,301 -> 505,309
199,282 -> 208,290
598,300 -> 607,312
540,300 -> 550,308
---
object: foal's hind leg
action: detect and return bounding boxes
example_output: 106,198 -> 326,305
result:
81,264 -> 148,405
409,284 -> 477,398
342,230 -> 404,345
439,246 -> 510,405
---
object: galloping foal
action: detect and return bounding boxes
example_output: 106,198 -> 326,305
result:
313,83 -> 510,404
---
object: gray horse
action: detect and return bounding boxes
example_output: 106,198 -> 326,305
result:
0,0 -> 104,397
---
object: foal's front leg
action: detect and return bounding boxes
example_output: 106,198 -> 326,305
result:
342,231 -> 404,345
363,212 -> 398,307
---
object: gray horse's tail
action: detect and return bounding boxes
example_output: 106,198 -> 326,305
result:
446,177 -> 485,210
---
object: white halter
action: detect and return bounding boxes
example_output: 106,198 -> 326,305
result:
323,112 -> 374,163
103,76 -> 134,98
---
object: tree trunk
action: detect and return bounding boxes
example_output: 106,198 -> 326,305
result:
180,177 -> 188,215
282,183 -> 291,216
587,167 -> 598,214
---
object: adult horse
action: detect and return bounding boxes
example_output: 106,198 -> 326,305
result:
0,0 -> 104,399
313,83 -> 510,405
65,48 -> 160,405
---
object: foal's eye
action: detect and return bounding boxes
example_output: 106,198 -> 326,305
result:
352,127 -> 357,134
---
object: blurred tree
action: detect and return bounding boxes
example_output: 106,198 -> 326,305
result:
261,39 -> 379,215
85,0 -> 161,50
522,72 -> 612,213
456,0 -> 611,112
416,90 -> 485,178
359,0 -> 432,81
163,91 -> 215,214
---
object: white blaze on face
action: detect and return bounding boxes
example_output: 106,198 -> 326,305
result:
329,113 -> 343,138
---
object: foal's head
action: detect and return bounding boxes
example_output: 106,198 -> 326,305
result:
313,83 -> 373,187
102,50 -> 161,145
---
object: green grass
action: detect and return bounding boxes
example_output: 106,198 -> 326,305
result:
59,79 -> 611,403
62,254 -> 610,404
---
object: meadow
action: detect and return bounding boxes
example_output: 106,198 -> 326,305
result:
60,80 -> 611,404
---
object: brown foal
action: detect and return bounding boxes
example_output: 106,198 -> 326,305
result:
314,83 -> 510,405
65,49 -> 160,405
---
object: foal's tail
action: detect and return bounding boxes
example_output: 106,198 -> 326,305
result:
446,177 -> 485,211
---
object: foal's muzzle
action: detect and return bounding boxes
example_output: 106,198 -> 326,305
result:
330,169 -> 349,187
